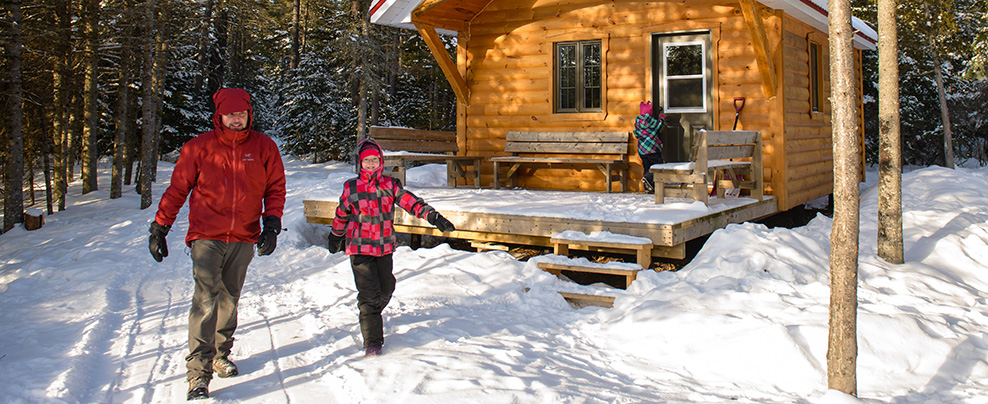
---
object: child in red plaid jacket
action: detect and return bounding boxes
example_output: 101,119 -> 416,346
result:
327,138 -> 455,356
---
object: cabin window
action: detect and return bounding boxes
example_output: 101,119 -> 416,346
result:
662,40 -> 707,113
809,42 -> 822,113
555,40 -> 602,113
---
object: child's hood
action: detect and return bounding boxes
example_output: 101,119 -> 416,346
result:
355,138 -> 385,177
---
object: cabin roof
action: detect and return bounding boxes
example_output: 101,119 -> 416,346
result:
369,0 -> 877,50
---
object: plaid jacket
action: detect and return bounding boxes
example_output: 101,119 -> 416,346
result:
330,166 -> 437,257
633,113 -> 665,155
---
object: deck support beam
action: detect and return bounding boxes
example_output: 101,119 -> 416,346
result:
739,0 -> 778,98
413,21 -> 469,105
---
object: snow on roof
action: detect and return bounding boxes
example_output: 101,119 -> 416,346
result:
369,0 -> 876,50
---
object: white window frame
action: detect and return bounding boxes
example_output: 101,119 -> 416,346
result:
662,40 -> 707,114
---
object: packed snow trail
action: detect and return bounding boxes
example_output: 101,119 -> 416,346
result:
3,161 -> 988,403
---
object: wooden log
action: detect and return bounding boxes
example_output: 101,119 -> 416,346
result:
24,208 -> 44,231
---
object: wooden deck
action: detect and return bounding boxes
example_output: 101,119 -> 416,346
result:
303,188 -> 777,260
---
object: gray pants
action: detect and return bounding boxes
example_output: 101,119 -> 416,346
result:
186,239 -> 254,380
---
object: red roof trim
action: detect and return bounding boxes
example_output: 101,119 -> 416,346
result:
370,0 -> 388,18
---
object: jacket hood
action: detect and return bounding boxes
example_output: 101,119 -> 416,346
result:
355,138 -> 384,181
212,88 -> 253,144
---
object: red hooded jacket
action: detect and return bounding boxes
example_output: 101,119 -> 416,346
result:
154,88 -> 287,246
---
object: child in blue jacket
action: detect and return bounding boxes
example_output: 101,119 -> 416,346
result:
634,101 -> 666,192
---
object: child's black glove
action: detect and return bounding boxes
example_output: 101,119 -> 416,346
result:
256,216 -> 281,256
327,232 -> 345,253
148,221 -> 171,262
428,211 -> 456,233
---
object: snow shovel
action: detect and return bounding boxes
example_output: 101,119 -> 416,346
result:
732,97 -> 745,130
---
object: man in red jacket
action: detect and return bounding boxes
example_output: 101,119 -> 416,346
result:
148,88 -> 286,400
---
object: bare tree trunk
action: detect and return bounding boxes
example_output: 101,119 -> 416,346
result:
52,0 -> 71,211
124,88 -> 139,185
291,0 -> 301,70
827,0 -> 860,396
150,5 -> 170,183
932,48 -> 955,168
112,21 -> 134,199
877,0 -> 904,264
139,0 -> 159,209
67,83 -> 83,182
3,0 -> 26,232
352,0 -> 370,143
196,0 -> 214,105
81,0 -> 100,194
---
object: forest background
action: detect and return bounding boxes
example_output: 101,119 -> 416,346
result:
0,0 -> 986,233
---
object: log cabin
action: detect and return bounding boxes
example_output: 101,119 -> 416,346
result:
370,0 -> 877,212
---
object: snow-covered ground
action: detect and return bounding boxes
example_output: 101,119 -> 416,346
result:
2,158 -> 988,403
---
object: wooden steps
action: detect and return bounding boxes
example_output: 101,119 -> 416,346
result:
550,232 -> 653,269
557,292 -> 615,308
537,262 -> 641,289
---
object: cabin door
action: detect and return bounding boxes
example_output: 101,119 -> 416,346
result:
652,32 -> 714,163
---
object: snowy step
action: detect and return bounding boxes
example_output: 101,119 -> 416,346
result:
537,262 -> 641,289
557,292 -> 615,308
550,230 -> 653,269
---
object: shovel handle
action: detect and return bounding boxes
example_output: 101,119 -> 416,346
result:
734,97 -> 745,113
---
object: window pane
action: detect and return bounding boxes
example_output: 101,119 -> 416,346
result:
557,44 -> 577,110
583,43 -> 600,67
810,44 -> 820,112
666,44 -> 702,76
583,43 -> 601,110
667,78 -> 703,109
558,44 -> 576,67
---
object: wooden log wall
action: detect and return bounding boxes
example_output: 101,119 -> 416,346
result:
454,0 -> 853,207
776,14 -> 866,210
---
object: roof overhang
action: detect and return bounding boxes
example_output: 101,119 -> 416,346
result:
370,0 -> 459,36
760,0 -> 877,50
370,0 -> 876,50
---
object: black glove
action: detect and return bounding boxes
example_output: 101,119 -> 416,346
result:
327,232 -> 345,254
257,216 -> 281,256
428,211 -> 455,233
148,221 -> 171,262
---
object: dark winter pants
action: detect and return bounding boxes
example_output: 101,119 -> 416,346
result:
186,239 -> 254,380
350,254 -> 396,348
640,152 -> 665,188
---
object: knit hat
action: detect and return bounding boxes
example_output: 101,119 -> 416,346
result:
640,101 -> 653,115
359,146 -> 381,162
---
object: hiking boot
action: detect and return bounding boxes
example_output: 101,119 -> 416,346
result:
212,357 -> 239,378
365,345 -> 382,356
187,377 -> 209,400
641,178 -> 655,193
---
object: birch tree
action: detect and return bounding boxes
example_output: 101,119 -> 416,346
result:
827,0 -> 861,395
877,0 -> 903,263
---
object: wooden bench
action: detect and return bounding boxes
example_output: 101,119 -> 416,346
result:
490,131 -> 630,193
369,126 -> 482,188
649,130 -> 763,205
